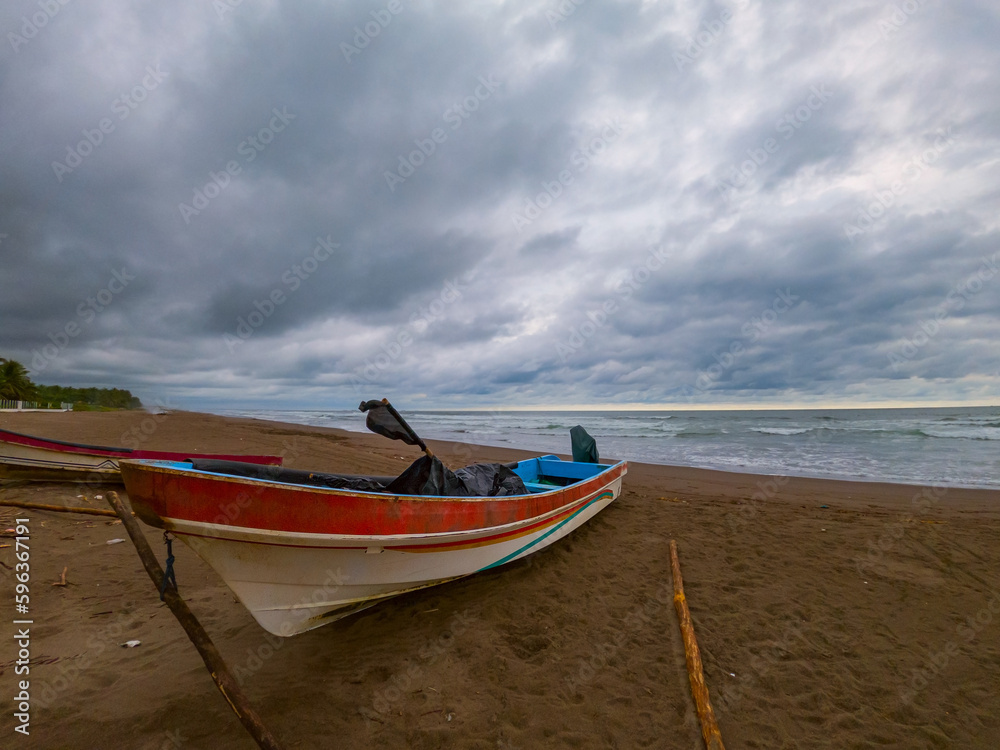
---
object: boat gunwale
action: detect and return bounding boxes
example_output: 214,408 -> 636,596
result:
0,428 -> 282,465
0,426 -> 137,457
119,457 -> 628,504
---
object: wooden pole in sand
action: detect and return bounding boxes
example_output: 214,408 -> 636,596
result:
105,491 -> 284,750
0,498 -> 119,518
670,539 -> 725,750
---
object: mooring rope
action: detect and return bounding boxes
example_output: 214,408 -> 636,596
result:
159,532 -> 177,601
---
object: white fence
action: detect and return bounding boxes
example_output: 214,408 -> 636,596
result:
0,400 -> 74,411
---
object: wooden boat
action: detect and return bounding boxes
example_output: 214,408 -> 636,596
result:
0,427 -> 282,482
120,454 -> 627,636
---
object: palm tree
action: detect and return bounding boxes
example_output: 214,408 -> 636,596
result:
0,358 -> 37,401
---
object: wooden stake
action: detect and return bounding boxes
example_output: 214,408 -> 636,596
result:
106,491 -> 284,750
670,539 -> 725,750
0,498 -> 119,517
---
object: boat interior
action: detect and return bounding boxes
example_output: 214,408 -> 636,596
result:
164,454 -> 619,496
510,455 -> 616,492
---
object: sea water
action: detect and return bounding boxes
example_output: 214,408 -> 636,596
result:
215,406 -> 999,490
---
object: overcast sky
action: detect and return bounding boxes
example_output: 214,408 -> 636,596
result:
1,0 -> 998,410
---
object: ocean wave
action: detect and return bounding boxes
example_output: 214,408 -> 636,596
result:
923,428 -> 1000,441
750,427 -> 813,436
807,425 -> 931,438
584,433 -> 686,440
887,428 -> 933,438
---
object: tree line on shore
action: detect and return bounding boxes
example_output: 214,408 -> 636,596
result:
0,357 -> 142,409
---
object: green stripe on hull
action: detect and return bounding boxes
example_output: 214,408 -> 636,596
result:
477,491 -> 614,572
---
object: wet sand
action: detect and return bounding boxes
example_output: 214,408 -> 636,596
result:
1,409 -> 998,748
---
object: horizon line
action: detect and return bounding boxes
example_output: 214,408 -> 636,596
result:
197,399 -> 999,412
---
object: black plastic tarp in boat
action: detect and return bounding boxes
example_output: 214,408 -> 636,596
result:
188,457 -> 527,497
385,456 -> 527,497
455,462 -> 527,497
188,459 -> 391,492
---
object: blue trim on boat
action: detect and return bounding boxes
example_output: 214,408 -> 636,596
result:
477,490 -> 614,572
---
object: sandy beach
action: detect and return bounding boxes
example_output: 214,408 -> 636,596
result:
1,409 -> 998,749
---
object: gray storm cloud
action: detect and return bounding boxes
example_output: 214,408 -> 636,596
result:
1,0 -> 997,408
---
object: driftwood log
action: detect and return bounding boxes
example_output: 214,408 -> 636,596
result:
106,491 -> 283,750
0,498 -> 118,517
670,539 -> 725,750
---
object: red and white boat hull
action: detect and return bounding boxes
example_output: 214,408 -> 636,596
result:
0,427 -> 282,482
121,458 -> 626,636
0,437 -> 123,480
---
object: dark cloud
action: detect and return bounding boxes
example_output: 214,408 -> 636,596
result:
1,0 -> 998,408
